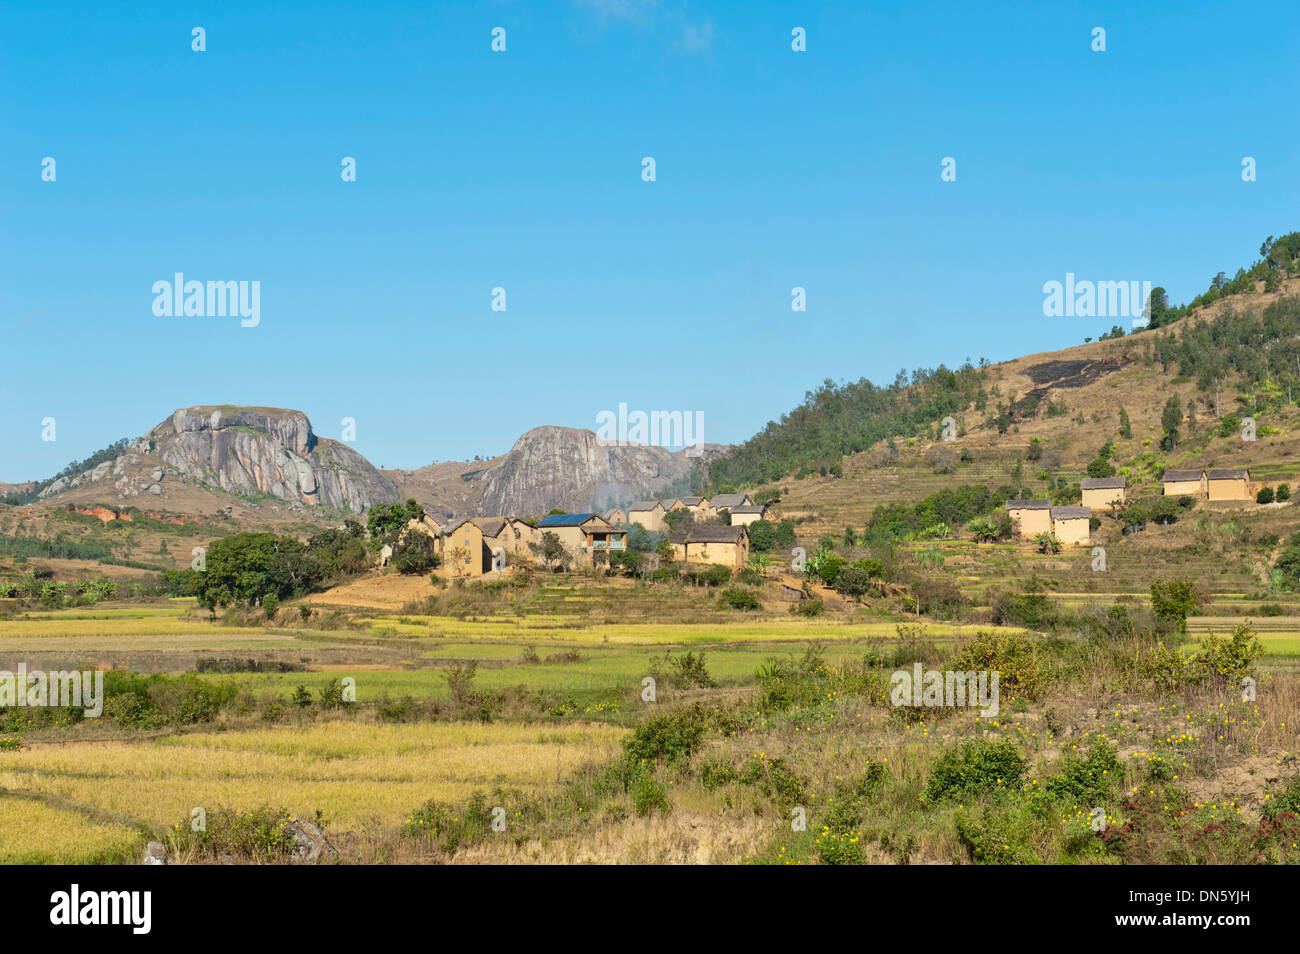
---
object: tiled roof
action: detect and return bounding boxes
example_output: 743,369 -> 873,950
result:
1080,477 -> 1126,490
1005,499 -> 1051,510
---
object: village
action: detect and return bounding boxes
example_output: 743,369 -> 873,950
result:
1004,466 -> 1259,544
376,461 -> 1269,581
380,492 -> 772,577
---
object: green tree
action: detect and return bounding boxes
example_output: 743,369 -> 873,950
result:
1160,395 -> 1182,451
663,508 -> 694,536
1118,407 -> 1132,439
1149,578 -> 1202,634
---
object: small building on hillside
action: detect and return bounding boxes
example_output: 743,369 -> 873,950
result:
1005,499 -> 1052,537
659,498 -> 687,513
729,503 -> 769,526
678,524 -> 749,568
444,519 -> 491,576
678,496 -> 707,515
706,493 -> 752,518
1162,470 -> 1206,497
601,507 -> 627,526
1080,477 -> 1126,509
1050,506 -> 1092,545
535,513 -> 628,563
628,500 -> 667,531
1207,468 -> 1251,501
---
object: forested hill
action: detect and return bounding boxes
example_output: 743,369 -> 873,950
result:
706,233 -> 1300,492
705,365 -> 990,489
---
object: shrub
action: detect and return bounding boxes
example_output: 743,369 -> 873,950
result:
950,630 -> 1051,700
721,586 -> 761,610
1257,487 -> 1275,504
955,805 -> 1040,863
620,705 -> 708,771
1149,578 -> 1203,634
671,651 -> 717,689
174,806 -> 300,862
1042,740 -> 1122,807
834,566 -> 873,598
1262,775 -> 1300,821
391,532 -> 440,574
1192,623 -> 1264,685
923,739 -> 1027,804
1276,484 -> 1291,502
792,596 -> 825,617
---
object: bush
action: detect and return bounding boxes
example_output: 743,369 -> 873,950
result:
1042,740 -> 1122,807
923,739 -> 1027,803
955,805 -> 1040,863
1277,484 -> 1291,502
620,705 -> 709,770
1193,623 -> 1264,685
172,806 -> 302,862
792,596 -> 825,617
1257,487 -> 1275,504
392,532 -> 440,574
834,566 -> 873,598
671,651 -> 717,689
720,586 -> 761,610
950,630 -> 1051,700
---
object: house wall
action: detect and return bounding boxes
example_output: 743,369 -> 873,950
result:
540,525 -> 589,559
1208,478 -> 1251,501
1053,517 -> 1090,545
1163,479 -> 1204,497
1008,508 -> 1052,536
629,507 -> 665,532
1081,488 -> 1124,509
684,539 -> 748,568
445,524 -> 489,576
730,510 -> 765,527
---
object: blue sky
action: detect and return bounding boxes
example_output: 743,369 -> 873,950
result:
2,0 -> 1297,482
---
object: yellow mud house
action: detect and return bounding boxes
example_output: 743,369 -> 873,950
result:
1005,499 -> 1052,537
706,493 -> 752,518
1080,477 -> 1126,509
444,519 -> 491,576
628,500 -> 667,531
1050,506 -> 1092,545
675,524 -> 750,568
1207,468 -> 1251,501
729,503 -> 769,526
678,496 -> 708,516
1162,470 -> 1206,497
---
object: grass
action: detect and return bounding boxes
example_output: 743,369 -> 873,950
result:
0,720 -> 625,862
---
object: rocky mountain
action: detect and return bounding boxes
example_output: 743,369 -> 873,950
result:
470,425 -> 723,517
23,409 -> 721,522
147,407 -> 400,514
37,406 -> 400,515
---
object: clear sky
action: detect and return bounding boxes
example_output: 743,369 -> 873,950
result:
2,0 -> 1297,482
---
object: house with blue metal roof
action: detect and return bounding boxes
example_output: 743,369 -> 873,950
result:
534,512 -> 626,564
